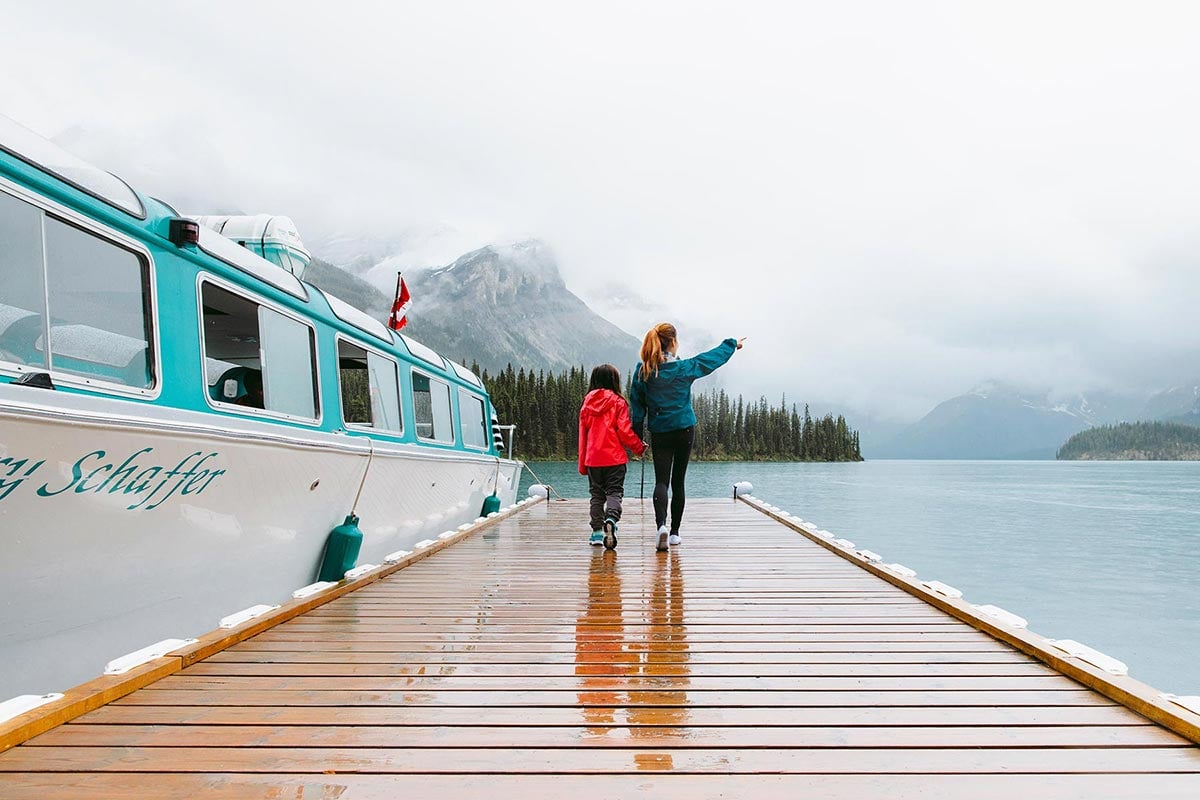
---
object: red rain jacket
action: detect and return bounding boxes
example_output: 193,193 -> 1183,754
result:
578,389 -> 646,474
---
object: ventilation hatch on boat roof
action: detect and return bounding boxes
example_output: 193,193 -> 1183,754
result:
450,361 -> 483,388
315,287 -> 393,344
193,215 -> 311,279
398,334 -> 447,369
0,115 -> 144,217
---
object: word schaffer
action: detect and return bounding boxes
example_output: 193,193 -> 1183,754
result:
7,448 -> 229,510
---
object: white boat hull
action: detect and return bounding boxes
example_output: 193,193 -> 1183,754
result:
0,387 -> 521,698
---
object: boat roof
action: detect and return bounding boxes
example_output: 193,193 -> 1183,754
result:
0,115 -> 143,218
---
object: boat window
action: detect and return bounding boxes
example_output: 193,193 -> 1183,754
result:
338,338 -> 403,433
339,340 -> 371,425
459,390 -> 488,450
259,307 -> 318,419
43,217 -> 154,388
318,288 -> 393,344
0,191 -> 48,369
398,334 -> 446,369
0,189 -> 154,389
412,369 -> 454,443
451,361 -> 483,388
200,281 -> 319,420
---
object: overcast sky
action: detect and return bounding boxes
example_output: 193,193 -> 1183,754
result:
5,1 -> 1200,419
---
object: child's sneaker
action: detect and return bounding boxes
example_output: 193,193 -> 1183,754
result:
656,524 -> 669,552
669,533 -> 681,546
603,518 -> 618,550
589,531 -> 604,546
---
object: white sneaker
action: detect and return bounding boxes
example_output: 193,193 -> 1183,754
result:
668,533 -> 681,546
656,524 -> 669,552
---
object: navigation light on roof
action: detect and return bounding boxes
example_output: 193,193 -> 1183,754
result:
168,218 -> 201,247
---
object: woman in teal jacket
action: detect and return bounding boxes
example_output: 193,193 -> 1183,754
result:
631,323 -> 744,552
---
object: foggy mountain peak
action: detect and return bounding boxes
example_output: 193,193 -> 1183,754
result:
303,238 -> 640,376
429,240 -> 563,287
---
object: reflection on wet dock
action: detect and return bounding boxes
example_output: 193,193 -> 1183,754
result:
2,498 -> 1200,798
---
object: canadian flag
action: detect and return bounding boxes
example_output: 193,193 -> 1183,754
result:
388,274 -> 411,331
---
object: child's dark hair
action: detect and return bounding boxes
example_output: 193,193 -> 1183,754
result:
588,364 -> 622,395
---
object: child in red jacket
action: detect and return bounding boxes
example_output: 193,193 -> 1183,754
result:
579,364 -> 646,550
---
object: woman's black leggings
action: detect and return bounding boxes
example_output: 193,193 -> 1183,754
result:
651,426 -> 694,533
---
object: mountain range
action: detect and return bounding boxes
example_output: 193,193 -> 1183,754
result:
870,381 -> 1200,459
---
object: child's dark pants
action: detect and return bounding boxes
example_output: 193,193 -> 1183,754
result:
586,464 -> 627,530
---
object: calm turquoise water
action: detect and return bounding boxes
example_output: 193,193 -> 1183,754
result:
520,460 -> 1199,694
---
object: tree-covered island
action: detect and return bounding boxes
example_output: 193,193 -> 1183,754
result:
1057,421 -> 1200,460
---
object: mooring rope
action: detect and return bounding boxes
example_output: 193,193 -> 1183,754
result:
520,460 -> 569,501
350,438 -> 375,515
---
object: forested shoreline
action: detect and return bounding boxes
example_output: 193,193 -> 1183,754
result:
475,362 -> 863,462
1057,421 -> 1200,460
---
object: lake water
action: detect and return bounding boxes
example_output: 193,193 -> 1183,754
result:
519,459 -> 1199,694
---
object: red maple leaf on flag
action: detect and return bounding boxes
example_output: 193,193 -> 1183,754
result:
388,274 -> 411,331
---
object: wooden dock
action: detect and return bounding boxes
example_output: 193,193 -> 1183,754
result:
2,497 -> 1199,798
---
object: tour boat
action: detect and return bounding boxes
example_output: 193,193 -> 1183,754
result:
0,115 -> 523,698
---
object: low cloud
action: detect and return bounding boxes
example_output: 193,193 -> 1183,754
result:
6,1 -> 1200,421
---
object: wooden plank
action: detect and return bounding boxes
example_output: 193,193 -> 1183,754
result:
5,773 -> 1200,800
273,622 -> 987,631
283,617 -> 961,626
113,688 -> 1109,707
181,660 -> 1058,677
248,632 -> 996,642
202,649 -> 1035,665
319,593 -> 920,602
74,704 -> 1147,728
31,723 -> 1183,749
3,745 -> 1199,773
154,674 -> 1081,691
225,639 -> 1020,652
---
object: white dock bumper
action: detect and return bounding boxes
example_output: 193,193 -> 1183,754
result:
1161,694 -> 1200,716
293,581 -> 337,599
104,638 -> 197,675
922,580 -> 964,599
973,604 -> 1028,629
1046,639 -> 1129,675
220,604 -> 279,629
343,564 -> 380,580
0,693 -> 64,725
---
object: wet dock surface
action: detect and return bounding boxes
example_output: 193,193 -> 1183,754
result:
3,498 -> 1199,798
